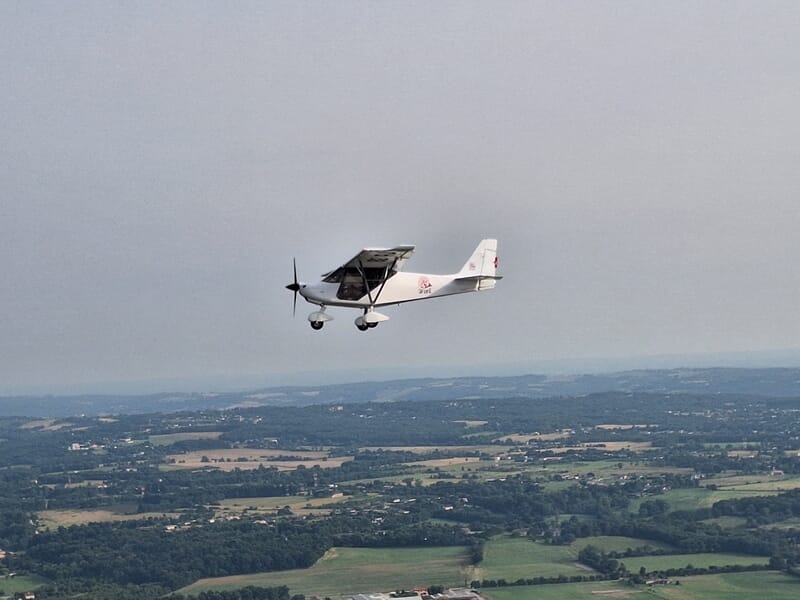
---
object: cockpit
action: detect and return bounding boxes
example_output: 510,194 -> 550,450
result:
323,267 -> 397,301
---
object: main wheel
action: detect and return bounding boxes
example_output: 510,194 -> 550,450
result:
310,321 -> 324,330
367,322 -> 378,328
356,322 -> 369,331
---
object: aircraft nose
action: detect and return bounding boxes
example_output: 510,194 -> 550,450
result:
285,282 -> 301,292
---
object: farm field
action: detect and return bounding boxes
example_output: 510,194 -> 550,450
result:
215,494 -> 353,516
469,535 -> 594,582
36,504 -> 179,529
620,552 -> 768,572
178,546 -> 470,597
162,448 -> 352,471
646,571 -> 800,599
571,536 -> 675,554
148,431 -> 223,445
482,571 -> 800,600
0,574 -> 48,595
359,445 -> 513,456
627,487 -> 777,514
482,579 -> 646,600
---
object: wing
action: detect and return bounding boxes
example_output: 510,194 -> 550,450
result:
327,245 -> 415,274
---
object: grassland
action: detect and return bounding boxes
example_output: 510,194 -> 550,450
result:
178,546 -> 470,597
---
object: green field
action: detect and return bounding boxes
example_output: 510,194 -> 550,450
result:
647,571 -> 800,599
628,487 -> 778,514
482,579 -> 645,600
481,571 -> 800,600
179,546 -> 470,597
0,574 -> 48,595
621,552 -> 767,573
470,535 -> 592,582
471,535 -> 674,583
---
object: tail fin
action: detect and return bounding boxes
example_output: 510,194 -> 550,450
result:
456,239 -> 501,290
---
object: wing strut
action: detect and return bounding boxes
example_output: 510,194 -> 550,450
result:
356,257 -> 398,307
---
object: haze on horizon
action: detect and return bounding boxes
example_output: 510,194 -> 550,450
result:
2,2 -> 799,395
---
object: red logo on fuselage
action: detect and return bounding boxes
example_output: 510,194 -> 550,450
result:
418,276 -> 432,295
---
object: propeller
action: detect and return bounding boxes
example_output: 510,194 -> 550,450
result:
285,258 -> 301,316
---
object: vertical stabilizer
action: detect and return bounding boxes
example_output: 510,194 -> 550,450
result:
457,239 -> 500,290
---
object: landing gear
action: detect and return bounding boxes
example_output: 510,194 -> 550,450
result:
354,315 -> 370,331
308,306 -> 333,331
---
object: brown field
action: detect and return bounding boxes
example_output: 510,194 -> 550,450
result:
37,505 -> 179,529
216,494 -> 352,516
453,420 -> 489,427
537,441 -> 653,454
163,448 -> 352,471
359,445 -> 512,456
500,431 -> 572,443
149,431 -> 224,445
20,419 -> 73,431
404,456 -> 483,468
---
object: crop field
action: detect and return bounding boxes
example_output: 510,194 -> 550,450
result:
482,571 -> 800,600
37,504 -> 179,529
162,448 -> 352,471
646,571 -> 800,599
620,552 -> 767,572
148,431 -> 223,445
468,535 -> 594,582
215,494 -> 353,516
627,487 -> 777,514
179,546 -> 470,597
703,473 -> 800,493
483,580 -> 645,600
0,574 -> 48,595
359,445 -> 513,456
571,536 -> 675,554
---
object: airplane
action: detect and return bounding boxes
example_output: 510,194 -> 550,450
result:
285,239 -> 502,331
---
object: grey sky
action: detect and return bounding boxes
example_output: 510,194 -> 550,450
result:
2,1 -> 799,394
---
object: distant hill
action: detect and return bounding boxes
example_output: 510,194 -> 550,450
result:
1,367 -> 799,418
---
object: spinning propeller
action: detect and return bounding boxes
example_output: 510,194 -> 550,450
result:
285,258 -> 301,316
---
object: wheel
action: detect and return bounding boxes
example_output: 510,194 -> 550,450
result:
356,322 -> 369,331
310,321 -> 324,330
367,322 -> 378,328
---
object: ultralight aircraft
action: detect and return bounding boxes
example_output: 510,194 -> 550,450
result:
285,239 -> 501,331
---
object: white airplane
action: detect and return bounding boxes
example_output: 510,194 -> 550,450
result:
286,239 -> 502,331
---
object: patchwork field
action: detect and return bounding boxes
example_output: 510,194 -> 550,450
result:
359,445 -> 512,456
178,546 -> 470,597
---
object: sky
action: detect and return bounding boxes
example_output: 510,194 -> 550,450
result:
2,1 -> 800,395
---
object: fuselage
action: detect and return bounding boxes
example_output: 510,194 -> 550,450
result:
300,271 -> 478,308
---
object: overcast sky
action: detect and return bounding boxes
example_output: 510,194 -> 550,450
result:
2,1 -> 799,394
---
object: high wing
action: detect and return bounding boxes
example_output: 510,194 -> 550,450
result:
324,245 -> 415,275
